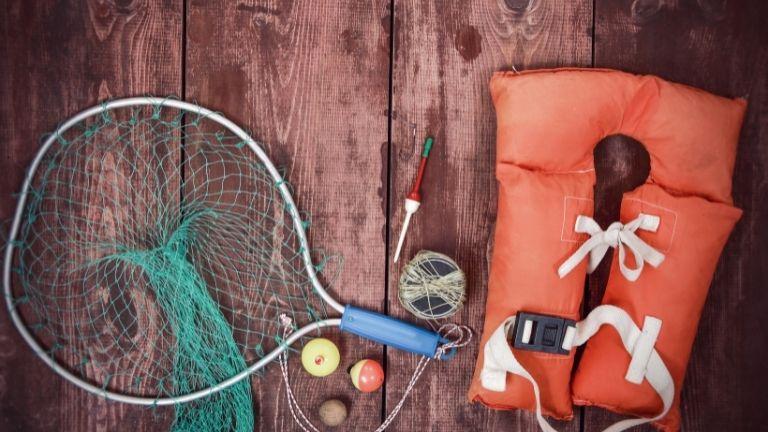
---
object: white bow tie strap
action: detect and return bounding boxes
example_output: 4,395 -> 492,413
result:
479,306 -> 674,432
557,214 -> 665,281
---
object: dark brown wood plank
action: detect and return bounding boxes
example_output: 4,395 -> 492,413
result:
184,1 -> 391,430
0,1 -> 182,431
386,1 -> 592,431
586,0 -> 768,430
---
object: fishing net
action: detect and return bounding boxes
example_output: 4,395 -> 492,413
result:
7,101 -> 337,431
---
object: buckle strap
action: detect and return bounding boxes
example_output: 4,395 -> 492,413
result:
511,312 -> 576,355
481,316 -> 555,432
480,305 -> 675,432
558,214 -> 666,282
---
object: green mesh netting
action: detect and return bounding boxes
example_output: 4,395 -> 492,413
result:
8,101 -> 336,431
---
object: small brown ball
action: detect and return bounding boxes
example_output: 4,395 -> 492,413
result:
318,399 -> 348,427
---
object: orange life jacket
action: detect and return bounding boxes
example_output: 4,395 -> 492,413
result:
467,68 -> 745,432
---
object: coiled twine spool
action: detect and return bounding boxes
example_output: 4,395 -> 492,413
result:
398,250 -> 466,320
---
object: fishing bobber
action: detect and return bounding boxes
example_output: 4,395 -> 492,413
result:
300,338 -> 340,377
349,359 -> 384,392
393,137 -> 434,263
318,399 -> 348,427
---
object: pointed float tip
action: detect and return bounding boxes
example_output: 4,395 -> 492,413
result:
422,137 -> 433,157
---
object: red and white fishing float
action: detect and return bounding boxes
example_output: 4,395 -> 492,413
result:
394,137 -> 433,263
349,359 -> 385,392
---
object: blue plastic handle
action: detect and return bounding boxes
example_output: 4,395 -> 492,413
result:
340,305 -> 443,358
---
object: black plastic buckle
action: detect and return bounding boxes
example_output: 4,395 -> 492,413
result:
511,311 -> 576,355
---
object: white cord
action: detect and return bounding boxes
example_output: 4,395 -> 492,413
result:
278,315 -> 472,431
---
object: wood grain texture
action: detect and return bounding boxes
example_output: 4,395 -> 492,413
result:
2,1 -> 768,431
184,1 -> 391,430
586,0 -> 768,430
386,1 -> 591,431
0,1 -> 182,431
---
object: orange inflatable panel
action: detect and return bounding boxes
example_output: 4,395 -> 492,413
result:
468,68 -> 744,432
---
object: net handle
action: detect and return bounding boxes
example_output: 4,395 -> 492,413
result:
2,97 -> 345,405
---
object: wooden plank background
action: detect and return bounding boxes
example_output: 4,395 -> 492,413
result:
0,1 -> 766,431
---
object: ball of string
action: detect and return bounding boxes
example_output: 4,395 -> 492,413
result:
398,250 -> 466,320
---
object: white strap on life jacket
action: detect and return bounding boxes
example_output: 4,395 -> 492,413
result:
480,305 -> 674,432
558,214 -> 665,281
